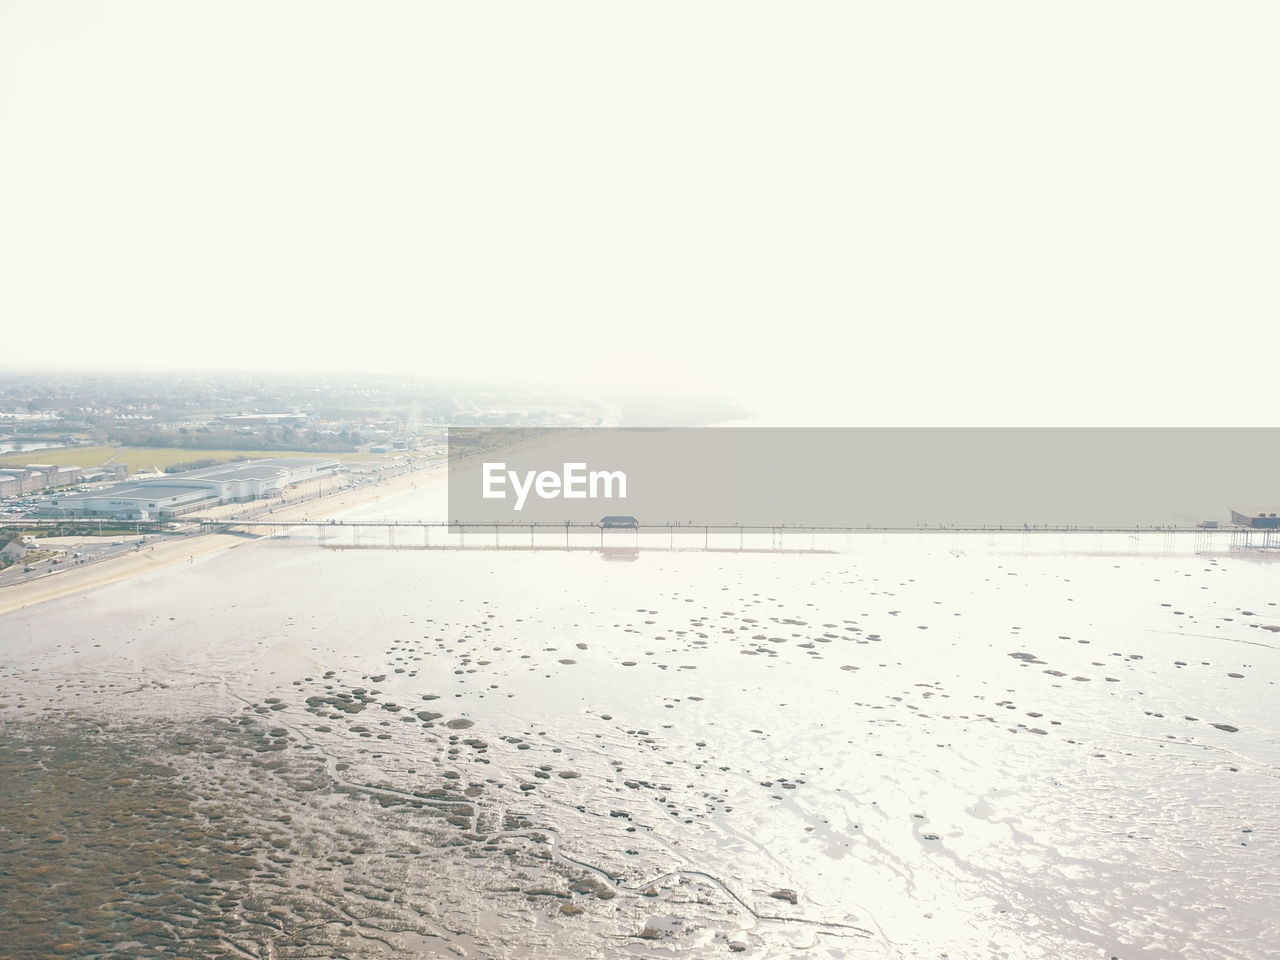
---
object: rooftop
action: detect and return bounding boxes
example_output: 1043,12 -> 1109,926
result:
177,458 -> 337,482
72,483 -> 216,502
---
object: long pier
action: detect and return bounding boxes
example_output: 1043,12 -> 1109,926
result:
4,517 -> 1277,562
0,516 -> 1267,536
184,518 -> 1260,535
200,518 -> 1280,553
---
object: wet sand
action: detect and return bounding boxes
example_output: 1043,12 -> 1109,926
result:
0,463 -> 439,619
1,513 -> 1277,958
0,533 -> 248,617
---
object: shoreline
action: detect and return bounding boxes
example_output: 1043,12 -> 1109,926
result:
0,462 -> 442,618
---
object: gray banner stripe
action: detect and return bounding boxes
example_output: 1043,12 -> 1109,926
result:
447,428 -> 1280,528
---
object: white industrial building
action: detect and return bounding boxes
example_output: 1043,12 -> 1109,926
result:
53,458 -> 339,519
63,483 -> 216,519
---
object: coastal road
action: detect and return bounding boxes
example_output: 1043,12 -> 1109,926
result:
0,462 -> 443,617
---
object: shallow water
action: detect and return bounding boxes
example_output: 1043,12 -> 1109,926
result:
1,491 -> 1277,958
0,440 -> 66,453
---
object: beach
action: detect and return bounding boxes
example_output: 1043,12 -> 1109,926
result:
0,461 -> 441,618
1,478 -> 1277,958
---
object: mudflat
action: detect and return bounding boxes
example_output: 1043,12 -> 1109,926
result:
1,516 -> 1276,958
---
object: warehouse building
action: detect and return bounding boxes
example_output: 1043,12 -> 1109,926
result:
52,457 -> 339,519
174,458 -> 339,502
58,483 -> 217,520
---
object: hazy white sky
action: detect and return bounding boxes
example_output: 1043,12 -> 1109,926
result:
1,2 -> 1276,424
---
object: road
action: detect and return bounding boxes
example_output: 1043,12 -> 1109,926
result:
0,461 -> 440,617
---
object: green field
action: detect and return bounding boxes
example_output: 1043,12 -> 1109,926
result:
0,445 -> 414,472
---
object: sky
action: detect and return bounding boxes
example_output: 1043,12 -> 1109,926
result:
1,2 -> 1277,425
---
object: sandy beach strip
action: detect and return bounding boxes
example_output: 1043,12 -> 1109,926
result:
0,533 -> 248,616
0,462 -> 443,617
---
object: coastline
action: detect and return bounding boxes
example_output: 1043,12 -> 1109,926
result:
0,461 -> 442,618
